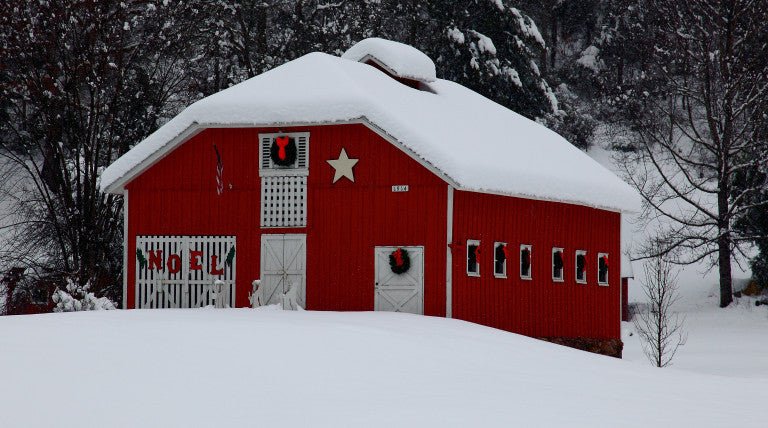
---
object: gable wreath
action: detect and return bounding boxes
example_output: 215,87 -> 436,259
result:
270,136 -> 297,166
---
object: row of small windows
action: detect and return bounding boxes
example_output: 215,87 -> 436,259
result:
466,240 -> 609,285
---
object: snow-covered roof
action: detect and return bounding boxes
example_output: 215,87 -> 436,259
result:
341,38 -> 436,83
101,40 -> 640,213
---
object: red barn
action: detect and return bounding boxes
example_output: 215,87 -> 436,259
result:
101,38 -> 639,356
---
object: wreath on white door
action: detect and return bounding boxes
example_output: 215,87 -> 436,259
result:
389,247 -> 411,274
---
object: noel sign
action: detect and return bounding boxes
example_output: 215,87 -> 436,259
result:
136,236 -> 236,278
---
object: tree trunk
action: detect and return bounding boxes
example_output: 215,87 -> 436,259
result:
549,16 -> 557,68
717,234 -> 733,307
617,57 -> 624,86
718,184 -> 733,307
256,6 -> 267,58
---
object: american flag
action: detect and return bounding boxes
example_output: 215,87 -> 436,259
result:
214,144 -> 224,195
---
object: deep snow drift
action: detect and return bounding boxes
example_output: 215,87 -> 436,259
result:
0,309 -> 764,427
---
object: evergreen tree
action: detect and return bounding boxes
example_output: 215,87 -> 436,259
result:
419,0 -> 558,120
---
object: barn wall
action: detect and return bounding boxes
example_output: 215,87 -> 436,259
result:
126,124 -> 447,314
451,191 -> 622,340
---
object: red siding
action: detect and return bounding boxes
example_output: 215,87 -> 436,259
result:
451,191 -> 622,340
126,124 -> 447,315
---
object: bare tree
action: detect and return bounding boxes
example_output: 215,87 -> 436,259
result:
0,1 -> 201,298
634,252 -> 687,368
618,0 -> 768,307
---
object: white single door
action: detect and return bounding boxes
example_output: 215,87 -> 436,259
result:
374,246 -> 424,315
260,234 -> 307,308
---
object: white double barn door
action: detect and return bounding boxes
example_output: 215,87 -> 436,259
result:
374,246 -> 424,315
260,234 -> 307,308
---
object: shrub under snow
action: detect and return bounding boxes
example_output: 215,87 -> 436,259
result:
52,279 -> 116,312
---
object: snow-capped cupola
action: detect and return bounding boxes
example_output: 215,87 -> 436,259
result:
342,38 -> 437,85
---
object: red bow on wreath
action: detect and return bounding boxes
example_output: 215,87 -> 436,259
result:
275,136 -> 290,161
602,255 -> 609,268
501,245 -> 511,260
393,248 -> 405,267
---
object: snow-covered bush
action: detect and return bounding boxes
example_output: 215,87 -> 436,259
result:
52,279 -> 116,312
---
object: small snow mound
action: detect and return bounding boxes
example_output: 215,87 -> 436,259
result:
577,45 -> 602,73
342,38 -> 436,83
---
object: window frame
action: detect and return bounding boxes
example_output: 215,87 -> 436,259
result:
519,244 -> 532,280
466,239 -> 480,277
494,242 -> 508,279
575,250 -> 587,284
552,247 -> 564,283
597,252 -> 609,286
258,132 -> 310,176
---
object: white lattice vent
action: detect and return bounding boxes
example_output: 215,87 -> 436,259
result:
261,175 -> 307,227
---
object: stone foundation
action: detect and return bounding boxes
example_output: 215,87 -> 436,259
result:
539,337 -> 623,358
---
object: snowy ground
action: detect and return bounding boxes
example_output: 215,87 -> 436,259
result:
1,115 -> 764,426
624,295 -> 768,378
0,308 -> 765,428
622,271 -> 768,378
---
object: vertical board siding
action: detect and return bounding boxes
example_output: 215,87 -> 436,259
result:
451,191 -> 622,340
127,124 -> 447,315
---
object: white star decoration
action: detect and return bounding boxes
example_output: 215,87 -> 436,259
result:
326,148 -> 359,183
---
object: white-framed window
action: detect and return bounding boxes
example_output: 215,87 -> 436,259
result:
259,132 -> 309,174
259,132 -> 309,227
520,244 -> 532,280
598,253 -> 609,286
575,250 -> 587,284
552,247 -> 564,282
467,240 -> 480,277
494,242 -> 507,278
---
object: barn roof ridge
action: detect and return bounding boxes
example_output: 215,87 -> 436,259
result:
100,40 -> 640,213
341,37 -> 437,83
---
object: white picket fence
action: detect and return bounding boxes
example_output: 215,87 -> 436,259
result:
136,236 -> 236,309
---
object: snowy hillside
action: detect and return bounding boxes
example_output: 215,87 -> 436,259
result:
623,293 -> 768,378
587,138 -> 768,378
0,309 -> 764,428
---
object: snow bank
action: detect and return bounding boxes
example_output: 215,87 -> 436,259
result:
623,295 -> 768,378
101,43 -> 640,213
341,37 -> 436,83
0,310 -> 763,427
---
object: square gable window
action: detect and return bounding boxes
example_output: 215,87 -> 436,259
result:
598,253 -> 609,286
494,242 -> 508,278
552,247 -> 564,282
575,250 -> 587,284
467,240 -> 480,277
520,244 -> 532,280
259,132 -> 309,172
